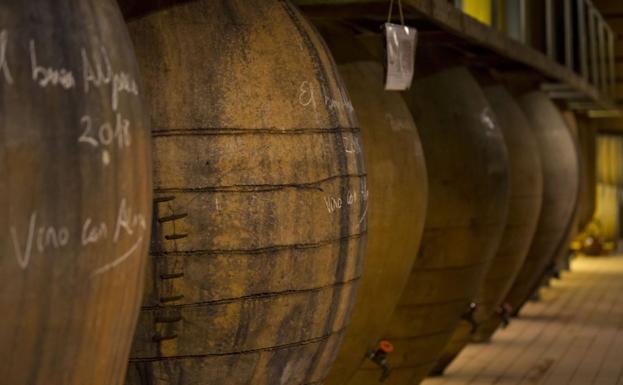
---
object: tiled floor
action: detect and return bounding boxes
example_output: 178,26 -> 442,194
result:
422,255 -> 623,385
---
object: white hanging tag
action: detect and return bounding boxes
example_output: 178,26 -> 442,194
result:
384,23 -> 417,91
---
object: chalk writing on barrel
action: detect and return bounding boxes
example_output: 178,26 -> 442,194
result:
0,29 -> 140,110
0,30 -> 13,84
298,80 -> 355,114
9,199 -> 147,275
82,46 -> 139,111
91,235 -> 144,277
324,184 -> 369,214
30,40 -> 76,89
298,80 -> 316,108
79,113 -> 132,165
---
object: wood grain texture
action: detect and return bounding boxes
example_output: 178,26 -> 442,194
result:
321,56 -> 428,385
350,63 -> 510,385
124,1 -> 367,384
575,116 -> 597,232
594,183 -> 620,242
421,256 -> 623,385
0,1 -> 152,385
432,86 -> 543,368
504,92 -> 580,314
548,113 -> 581,270
597,135 -> 623,186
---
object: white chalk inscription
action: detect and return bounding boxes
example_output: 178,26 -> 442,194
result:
10,199 -> 147,276
0,29 -> 140,166
81,46 -> 139,111
30,40 -> 76,89
298,80 -> 354,114
0,30 -> 13,84
1,28 -> 147,276
324,184 -> 369,215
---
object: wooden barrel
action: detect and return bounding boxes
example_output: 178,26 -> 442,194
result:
124,1 -> 367,384
597,135 -> 623,186
0,2 -> 152,385
575,117 -> 597,231
504,91 -> 579,312
608,136 -> 621,185
594,183 -> 619,242
597,136 -> 609,184
611,137 -> 623,185
320,52 -> 428,385
594,133 -> 622,244
432,85 -> 543,367
547,111 -> 581,272
523,103 -> 580,303
348,63 -> 509,385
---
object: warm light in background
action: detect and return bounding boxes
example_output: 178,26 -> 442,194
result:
463,0 -> 493,25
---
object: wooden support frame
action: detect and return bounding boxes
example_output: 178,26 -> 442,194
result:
597,13 -> 608,93
295,0 -> 619,112
587,2 -> 600,88
564,0 -> 574,69
606,24 -> 616,98
546,0 -> 555,60
577,0 -> 589,79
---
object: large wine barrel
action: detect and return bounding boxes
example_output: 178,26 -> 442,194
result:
504,92 -> 579,312
348,63 -> 509,385
596,137 -> 609,184
319,43 -> 428,385
575,117 -> 597,230
548,111 -> 581,271
0,2 -> 152,385
594,133 -> 622,244
432,85 -> 543,368
597,135 -> 623,186
594,183 -> 620,242
124,1 -> 367,385
594,133 -> 622,245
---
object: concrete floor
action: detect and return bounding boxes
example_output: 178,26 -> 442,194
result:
422,255 -> 623,385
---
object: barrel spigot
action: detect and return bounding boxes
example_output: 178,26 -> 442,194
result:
462,302 -> 479,334
545,262 -> 560,280
367,340 -> 394,382
497,303 -> 513,328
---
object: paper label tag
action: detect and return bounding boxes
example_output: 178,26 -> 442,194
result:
384,23 -> 417,91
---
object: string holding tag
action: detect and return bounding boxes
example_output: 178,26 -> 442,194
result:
387,0 -> 406,26
383,0 -> 417,91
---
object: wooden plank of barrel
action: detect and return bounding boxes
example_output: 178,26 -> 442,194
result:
500,109 -> 580,321
558,113 -> 597,258
546,111 -> 581,273
575,117 -> 597,231
431,85 -> 543,368
597,136 -> 610,185
589,133 -> 620,248
610,137 -> 623,185
503,91 -> 579,313
319,45 -> 428,385
597,135 -> 623,186
594,183 -> 619,242
0,2 -> 152,385
347,61 -> 510,385
123,1 -> 367,384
